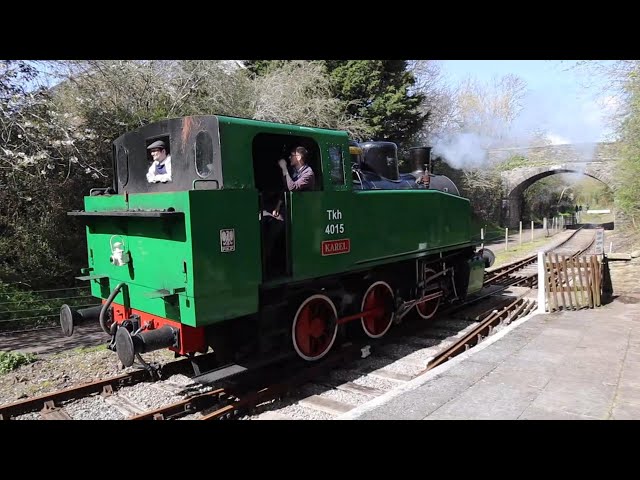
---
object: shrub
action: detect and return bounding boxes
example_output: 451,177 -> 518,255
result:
0,351 -> 37,374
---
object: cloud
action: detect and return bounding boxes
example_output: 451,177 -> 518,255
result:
514,90 -> 613,145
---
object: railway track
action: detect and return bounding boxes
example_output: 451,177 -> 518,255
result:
118,296 -> 529,421
0,292 -> 531,420
0,228 -> 599,420
482,228 -> 596,291
0,357 -> 196,420
249,231 -> 598,420
242,294 -> 537,420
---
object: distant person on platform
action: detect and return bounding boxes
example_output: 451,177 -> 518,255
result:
146,140 -> 172,183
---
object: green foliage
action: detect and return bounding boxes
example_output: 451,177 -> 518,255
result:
571,177 -> 614,210
494,155 -> 529,171
250,61 -> 371,138
0,61 -> 99,286
245,60 -> 427,146
615,154 -> 640,215
324,61 -> 427,146
615,61 -> 640,223
243,60 -> 289,77
470,218 -> 503,242
0,351 -> 37,374
0,60 -> 373,288
1,59 -> 537,289
523,176 -> 565,221
493,154 -> 552,172
0,281 -> 96,332
616,141 -> 640,219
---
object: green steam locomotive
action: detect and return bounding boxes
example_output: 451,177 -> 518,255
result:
60,115 -> 489,371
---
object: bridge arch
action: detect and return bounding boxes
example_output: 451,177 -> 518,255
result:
501,167 -> 613,228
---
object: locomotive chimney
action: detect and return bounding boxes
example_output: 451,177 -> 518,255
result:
408,147 -> 432,179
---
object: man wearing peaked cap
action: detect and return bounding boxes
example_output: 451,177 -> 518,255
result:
146,140 -> 172,183
147,140 -> 166,150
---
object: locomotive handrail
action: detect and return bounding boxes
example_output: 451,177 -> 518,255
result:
355,241 -> 475,265
68,210 -> 184,218
89,187 -> 115,196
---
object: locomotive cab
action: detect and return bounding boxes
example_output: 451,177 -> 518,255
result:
110,116 -> 224,195
251,132 -> 323,281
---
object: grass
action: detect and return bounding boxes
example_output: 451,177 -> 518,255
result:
71,344 -> 107,354
492,236 -> 554,267
51,344 -> 108,358
471,218 -> 503,242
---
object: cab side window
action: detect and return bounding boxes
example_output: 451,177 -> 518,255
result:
329,145 -> 344,185
194,131 -> 214,178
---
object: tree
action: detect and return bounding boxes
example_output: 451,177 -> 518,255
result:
250,61 -> 371,139
408,60 -> 458,149
0,61 -> 98,286
613,61 -> 640,225
243,60 -> 289,77
449,74 -> 527,146
246,60 -> 427,147
0,60 -> 373,287
323,60 -> 427,147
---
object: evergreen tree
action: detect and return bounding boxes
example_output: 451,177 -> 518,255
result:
324,60 -> 427,147
244,60 -> 289,77
244,60 -> 427,147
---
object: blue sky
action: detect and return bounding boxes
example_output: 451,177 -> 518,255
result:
437,60 -> 617,145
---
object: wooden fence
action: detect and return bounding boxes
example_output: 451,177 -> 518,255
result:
543,253 -> 603,311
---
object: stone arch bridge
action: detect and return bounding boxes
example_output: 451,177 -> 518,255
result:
488,143 -> 620,228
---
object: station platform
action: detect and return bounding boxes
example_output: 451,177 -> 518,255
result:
338,289 -> 640,420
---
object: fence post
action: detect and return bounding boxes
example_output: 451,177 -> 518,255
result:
519,221 -> 522,246
543,218 -> 548,237
481,227 -> 484,250
505,228 -> 509,251
537,251 -> 546,313
531,220 -> 534,242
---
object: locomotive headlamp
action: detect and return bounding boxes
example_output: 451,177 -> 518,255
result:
109,235 -> 130,266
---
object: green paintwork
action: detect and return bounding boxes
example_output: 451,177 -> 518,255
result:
187,189 -> 261,325
79,115 -> 481,330
288,189 -> 473,280
84,189 -> 260,328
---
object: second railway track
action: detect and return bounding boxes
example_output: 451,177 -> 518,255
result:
0,228 -> 601,420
